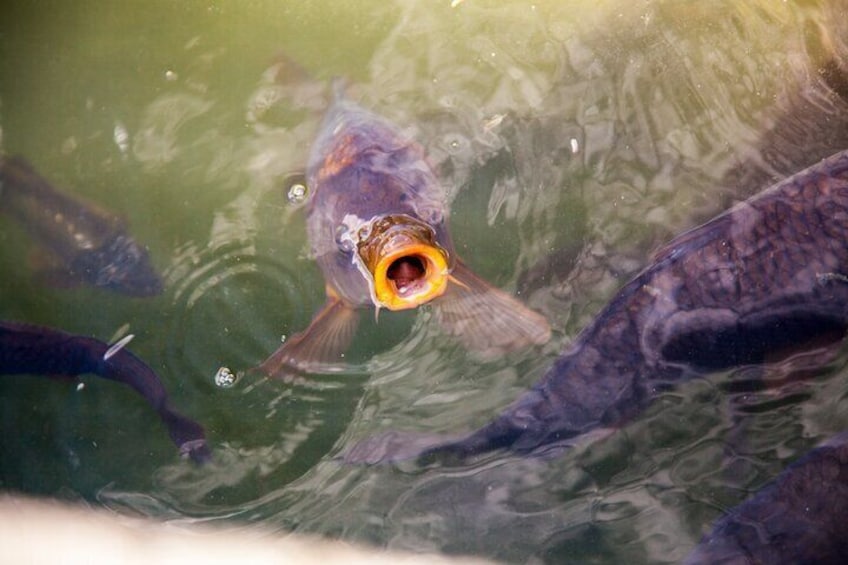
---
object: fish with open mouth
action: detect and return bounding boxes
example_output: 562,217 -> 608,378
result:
343,148 -> 848,464
257,84 -> 551,378
0,156 -> 163,296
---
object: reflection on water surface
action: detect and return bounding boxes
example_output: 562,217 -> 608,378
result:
1,0 -> 848,562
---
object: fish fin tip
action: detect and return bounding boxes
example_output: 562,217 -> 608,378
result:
436,261 -> 551,358
255,297 -> 360,380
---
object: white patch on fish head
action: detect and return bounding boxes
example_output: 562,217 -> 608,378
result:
337,213 -> 382,308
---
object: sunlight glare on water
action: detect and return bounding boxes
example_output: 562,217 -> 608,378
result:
1,0 -> 848,562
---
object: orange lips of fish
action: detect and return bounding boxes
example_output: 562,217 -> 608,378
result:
355,215 -> 450,311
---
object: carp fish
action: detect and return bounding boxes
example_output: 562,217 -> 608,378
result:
0,156 -> 163,296
258,85 -> 551,378
344,148 -> 848,464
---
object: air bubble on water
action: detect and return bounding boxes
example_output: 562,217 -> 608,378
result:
282,172 -> 309,205
280,334 -> 287,343
287,182 -> 308,204
214,366 -> 238,388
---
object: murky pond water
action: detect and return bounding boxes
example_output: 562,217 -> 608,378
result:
2,1 -> 848,562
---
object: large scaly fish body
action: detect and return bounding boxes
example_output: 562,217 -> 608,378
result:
345,148 -> 848,463
258,88 -> 550,377
0,156 -> 162,296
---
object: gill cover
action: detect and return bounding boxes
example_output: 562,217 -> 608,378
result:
356,215 -> 450,310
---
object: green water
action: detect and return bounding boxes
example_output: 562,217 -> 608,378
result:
2,0 -> 848,562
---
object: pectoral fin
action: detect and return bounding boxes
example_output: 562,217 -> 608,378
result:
434,261 -> 551,359
256,295 -> 360,381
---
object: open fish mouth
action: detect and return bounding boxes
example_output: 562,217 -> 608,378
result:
375,243 -> 449,307
356,215 -> 450,310
387,254 -> 427,295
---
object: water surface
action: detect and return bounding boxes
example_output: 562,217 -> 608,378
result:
2,1 -> 848,562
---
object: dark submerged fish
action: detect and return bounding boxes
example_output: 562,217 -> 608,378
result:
0,156 -> 163,296
686,432 -> 848,564
345,148 -> 848,464
258,85 -> 550,377
0,320 -> 210,463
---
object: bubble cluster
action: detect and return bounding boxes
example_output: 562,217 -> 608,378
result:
283,172 -> 309,204
287,182 -> 308,204
214,366 -> 237,388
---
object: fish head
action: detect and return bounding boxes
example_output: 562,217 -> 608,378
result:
73,235 -> 164,297
354,214 -> 450,311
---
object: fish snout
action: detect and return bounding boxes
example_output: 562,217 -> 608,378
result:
356,215 -> 449,310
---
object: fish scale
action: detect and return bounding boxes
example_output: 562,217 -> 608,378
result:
256,87 -> 550,379
343,149 -> 848,463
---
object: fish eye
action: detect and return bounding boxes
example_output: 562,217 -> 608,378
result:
335,225 -> 355,251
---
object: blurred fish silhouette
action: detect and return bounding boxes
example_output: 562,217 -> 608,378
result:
0,320 -> 210,463
0,156 -> 163,296
258,83 -> 550,378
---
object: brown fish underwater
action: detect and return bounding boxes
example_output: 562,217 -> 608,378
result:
257,85 -> 550,378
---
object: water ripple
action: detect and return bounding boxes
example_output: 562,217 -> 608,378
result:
164,239 -> 312,384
